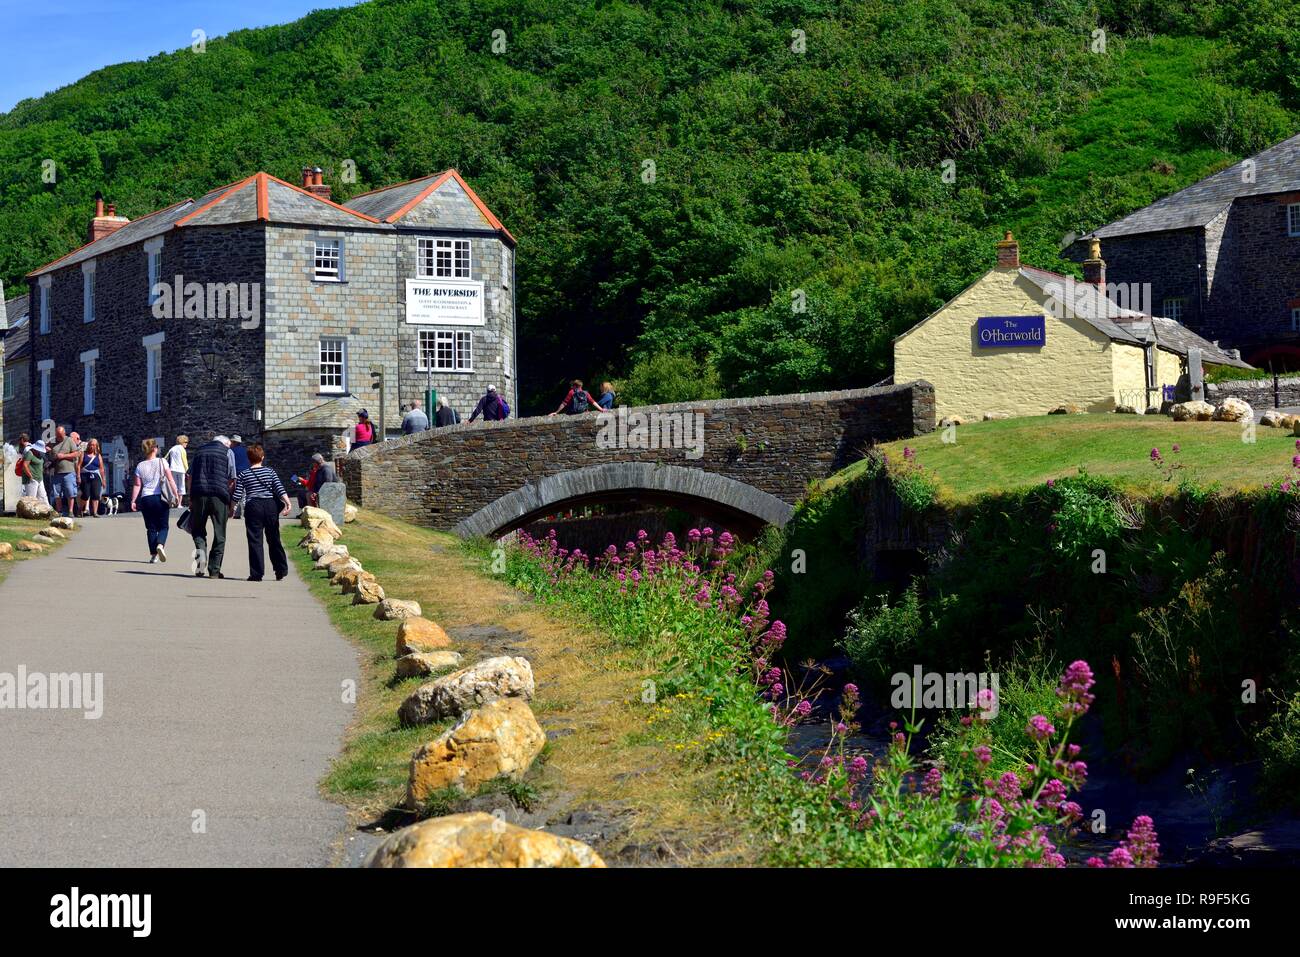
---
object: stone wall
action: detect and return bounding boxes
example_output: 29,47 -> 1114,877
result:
340,381 -> 935,533
1207,374 -> 1300,409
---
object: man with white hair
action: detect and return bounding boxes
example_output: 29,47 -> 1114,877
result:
186,434 -> 237,579
434,396 -> 460,427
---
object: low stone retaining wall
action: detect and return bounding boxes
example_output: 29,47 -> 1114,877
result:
1207,375 -> 1300,409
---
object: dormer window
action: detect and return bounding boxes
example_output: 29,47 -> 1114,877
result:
1289,203 -> 1300,237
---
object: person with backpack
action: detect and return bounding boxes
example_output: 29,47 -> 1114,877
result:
469,385 -> 508,423
550,379 -> 599,416
15,435 -> 48,504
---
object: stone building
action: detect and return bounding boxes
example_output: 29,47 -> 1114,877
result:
3,294 -> 32,444
23,168 -> 516,482
894,233 -> 1249,422
1066,132 -> 1300,369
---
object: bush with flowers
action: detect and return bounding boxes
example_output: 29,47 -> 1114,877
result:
484,525 -> 1160,866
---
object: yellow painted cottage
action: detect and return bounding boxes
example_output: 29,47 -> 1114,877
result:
893,233 -> 1251,422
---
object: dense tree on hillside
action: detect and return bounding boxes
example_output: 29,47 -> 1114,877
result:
0,0 -> 1295,410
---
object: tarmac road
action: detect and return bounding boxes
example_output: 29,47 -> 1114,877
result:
0,510 -> 359,866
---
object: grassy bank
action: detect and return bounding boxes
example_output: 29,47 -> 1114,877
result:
0,516 -> 65,584
291,509 -> 754,862
873,415 -> 1297,502
770,428 -> 1300,805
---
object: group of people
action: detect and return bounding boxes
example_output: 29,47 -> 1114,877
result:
13,428 -> 110,518
353,379 -> 616,447
130,433 -> 293,582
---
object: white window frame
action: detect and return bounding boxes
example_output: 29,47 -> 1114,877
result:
1288,203 -> 1300,238
416,238 -> 437,278
501,245 -> 511,289
434,238 -> 471,279
2,367 -> 14,402
144,332 -> 164,413
81,349 -> 99,416
417,329 -> 473,372
145,237 -> 164,306
314,239 -> 342,282
37,359 -> 53,422
38,276 -> 51,333
319,337 -> 347,393
455,330 -> 473,371
1162,297 -> 1187,323
82,260 -> 96,324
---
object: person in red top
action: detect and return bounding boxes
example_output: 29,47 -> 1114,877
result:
549,379 -> 599,416
353,410 -> 375,448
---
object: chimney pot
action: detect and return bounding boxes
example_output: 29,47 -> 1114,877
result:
94,191 -> 105,218
302,166 -> 331,201
1082,237 -> 1106,286
995,230 -> 1019,269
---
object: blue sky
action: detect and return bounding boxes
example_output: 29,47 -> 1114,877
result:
0,0 -> 360,113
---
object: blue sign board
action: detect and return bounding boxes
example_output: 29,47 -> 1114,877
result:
976,315 -> 1045,348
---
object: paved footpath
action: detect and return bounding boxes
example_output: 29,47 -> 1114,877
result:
0,511 -> 359,866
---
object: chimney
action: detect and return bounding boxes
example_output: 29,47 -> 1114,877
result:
88,191 -> 130,243
302,165 -> 331,201
995,230 -> 1019,269
1082,237 -> 1106,286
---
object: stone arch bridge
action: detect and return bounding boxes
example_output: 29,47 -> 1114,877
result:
340,381 -> 934,538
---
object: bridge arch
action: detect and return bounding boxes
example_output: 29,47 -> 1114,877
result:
453,463 -> 796,539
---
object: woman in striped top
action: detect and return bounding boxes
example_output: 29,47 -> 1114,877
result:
233,443 -> 292,582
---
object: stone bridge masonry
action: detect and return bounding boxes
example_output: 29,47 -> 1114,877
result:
340,380 -> 935,537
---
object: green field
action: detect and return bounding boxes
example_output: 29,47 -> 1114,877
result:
874,415 -> 1299,502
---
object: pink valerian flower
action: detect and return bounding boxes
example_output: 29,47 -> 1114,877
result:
1105,846 -> 1135,868
995,771 -> 1022,804
975,688 -> 997,713
922,767 -> 943,797
793,699 -> 813,717
974,745 -> 992,765
903,446 -> 916,461
1124,815 -> 1160,867
1027,714 -> 1055,741
1057,660 -> 1096,717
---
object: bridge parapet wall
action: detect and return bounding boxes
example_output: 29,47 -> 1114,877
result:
340,380 -> 934,532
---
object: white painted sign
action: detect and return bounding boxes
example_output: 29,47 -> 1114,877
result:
405,278 -> 485,326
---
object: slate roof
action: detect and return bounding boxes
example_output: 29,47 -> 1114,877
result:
28,168 -> 516,278
344,169 -> 516,242
1019,266 -> 1251,368
1085,133 -> 1300,239
265,394 -> 368,432
4,295 -> 31,363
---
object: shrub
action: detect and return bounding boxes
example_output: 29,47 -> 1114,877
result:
841,581 -> 925,684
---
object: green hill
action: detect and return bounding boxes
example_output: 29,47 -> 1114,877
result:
1,0 -> 1296,411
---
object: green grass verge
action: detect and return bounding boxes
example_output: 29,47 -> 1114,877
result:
877,415 -> 1298,503
285,520 -> 457,813
0,516 -> 66,584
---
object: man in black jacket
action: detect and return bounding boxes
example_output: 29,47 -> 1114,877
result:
187,435 -> 237,579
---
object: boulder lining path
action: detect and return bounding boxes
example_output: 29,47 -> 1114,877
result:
0,512 -> 358,866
